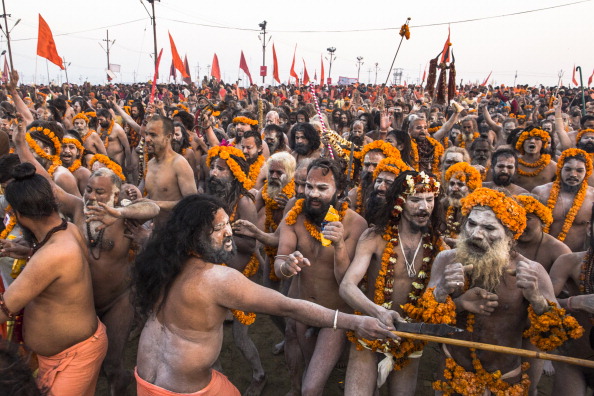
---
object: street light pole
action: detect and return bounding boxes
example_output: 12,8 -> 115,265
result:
0,0 -> 19,70
259,20 -> 267,84
326,47 -> 336,85
147,0 -> 158,68
356,56 -> 364,82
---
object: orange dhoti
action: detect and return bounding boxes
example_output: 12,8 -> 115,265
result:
135,367 -> 240,396
36,320 -> 108,396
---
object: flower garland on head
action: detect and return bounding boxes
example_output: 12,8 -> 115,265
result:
372,156 -> 411,181
62,137 -> 85,172
445,162 -> 482,192
88,154 -> 126,181
576,128 -> 594,143
248,155 -> 265,184
176,104 -> 189,113
101,119 -> 115,149
461,188 -> 527,239
262,179 -> 295,281
73,113 -> 89,124
232,116 -> 258,126
285,199 -> 349,243
206,145 -> 255,191
0,205 -> 16,240
85,111 -> 97,119
544,148 -> 593,241
514,195 -> 553,228
347,172 -> 443,371
515,128 -> 550,154
25,127 -> 62,176
355,140 -> 401,161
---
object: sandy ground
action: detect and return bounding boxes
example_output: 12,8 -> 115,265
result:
95,312 -> 555,395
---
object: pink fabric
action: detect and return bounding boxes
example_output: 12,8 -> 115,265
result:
135,368 -> 240,396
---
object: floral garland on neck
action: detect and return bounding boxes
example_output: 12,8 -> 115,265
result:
248,155 -> 265,184
517,154 -> 551,177
543,149 -> 593,241
411,136 -> 443,177
262,180 -> 295,281
206,146 -> 254,191
0,205 -> 16,240
62,137 -> 85,173
25,128 -> 62,176
88,154 -> 126,181
284,199 -> 349,244
81,129 -> 94,143
101,120 -> 115,149
355,185 -> 364,215
445,206 -> 461,238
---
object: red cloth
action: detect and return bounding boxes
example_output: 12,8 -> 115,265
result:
37,14 -> 64,70
135,368 -> 240,396
36,320 -> 107,396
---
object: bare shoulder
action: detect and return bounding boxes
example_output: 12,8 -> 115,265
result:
554,251 -> 586,269
173,152 -> 193,171
344,208 -> 367,229
531,182 -> 552,200
544,233 -> 572,255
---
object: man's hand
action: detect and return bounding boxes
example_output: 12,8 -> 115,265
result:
0,238 -> 31,259
85,202 -> 121,230
125,186 -> 140,201
434,262 -> 473,302
124,219 -> 152,247
456,287 -> 499,315
279,250 -> 310,276
7,70 -> 19,92
321,221 -> 344,246
274,193 -> 289,210
513,261 -> 547,312
231,219 -> 260,239
572,294 -> 594,314
353,315 -> 398,341
376,307 -> 404,329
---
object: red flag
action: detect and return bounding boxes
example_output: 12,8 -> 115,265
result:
150,48 -> 164,104
320,54 -> 325,86
37,14 -> 64,70
272,43 -> 280,83
588,69 -> 594,87
239,51 -> 253,85
183,54 -> 192,85
211,53 -> 221,82
219,87 -> 226,100
169,60 -> 177,80
168,32 -> 189,78
421,63 -> 427,84
289,45 -> 298,82
480,71 -> 492,86
440,26 -> 451,64
302,59 -> 310,85
572,65 -> 578,86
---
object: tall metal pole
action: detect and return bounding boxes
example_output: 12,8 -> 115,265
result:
149,0 -> 158,68
101,30 -> 115,82
1,0 -> 13,69
259,21 -> 267,84
576,66 -> 586,116
327,47 -> 336,85
356,56 -> 363,82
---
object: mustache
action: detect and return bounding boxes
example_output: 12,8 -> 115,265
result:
414,210 -> 430,217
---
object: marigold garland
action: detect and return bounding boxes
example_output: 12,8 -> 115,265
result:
514,195 -> 553,228
428,126 -> 441,134
445,206 -> 461,238
262,179 -> 295,281
405,287 -> 457,324
461,188 -> 526,239
206,145 -> 254,191
88,154 -> 126,181
399,23 -> 410,40
576,128 -> 594,143
543,148 -> 593,241
522,302 -> 584,351
355,140 -> 401,161
62,137 -> 85,173
284,199 -> 349,244
232,116 -> 258,126
517,154 -> 551,177
411,136 -> 444,177
445,162 -> 482,192
73,113 -> 89,123
100,120 -> 115,149
372,156 -> 411,180
25,128 -> 62,176
515,128 -> 550,154
0,205 -> 16,240
248,155 -> 265,184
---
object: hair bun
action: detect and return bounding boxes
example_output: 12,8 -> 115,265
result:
12,162 -> 37,181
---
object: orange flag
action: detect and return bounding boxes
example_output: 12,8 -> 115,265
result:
168,32 -> 189,78
272,43 -> 280,83
572,64 -> 578,86
440,26 -> 451,64
289,45 -> 298,82
302,59 -> 310,85
239,51 -> 253,85
320,54 -> 325,86
211,53 -> 221,81
37,14 -> 64,70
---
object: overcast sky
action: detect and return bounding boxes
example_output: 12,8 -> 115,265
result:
4,0 -> 594,87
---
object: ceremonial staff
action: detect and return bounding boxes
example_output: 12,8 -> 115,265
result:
384,17 -> 411,86
576,66 -> 586,116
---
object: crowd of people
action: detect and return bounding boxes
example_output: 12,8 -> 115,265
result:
1,68 -> 594,396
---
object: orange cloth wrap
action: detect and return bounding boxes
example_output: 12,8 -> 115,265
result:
36,320 -> 108,396
135,368 -> 240,396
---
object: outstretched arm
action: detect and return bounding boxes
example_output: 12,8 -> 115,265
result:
433,108 -> 461,141
110,97 -> 141,132
7,71 -> 34,125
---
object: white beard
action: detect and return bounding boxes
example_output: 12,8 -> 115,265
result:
84,195 -> 116,237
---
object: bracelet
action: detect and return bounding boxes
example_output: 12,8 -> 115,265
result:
0,293 -> 16,320
333,309 -> 339,330
279,262 -> 294,278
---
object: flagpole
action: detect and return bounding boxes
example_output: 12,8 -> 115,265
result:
384,18 -> 411,86
1,0 -> 14,70
45,59 -> 50,85
576,66 -> 586,116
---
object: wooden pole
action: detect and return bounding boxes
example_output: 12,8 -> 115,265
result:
393,331 -> 594,369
